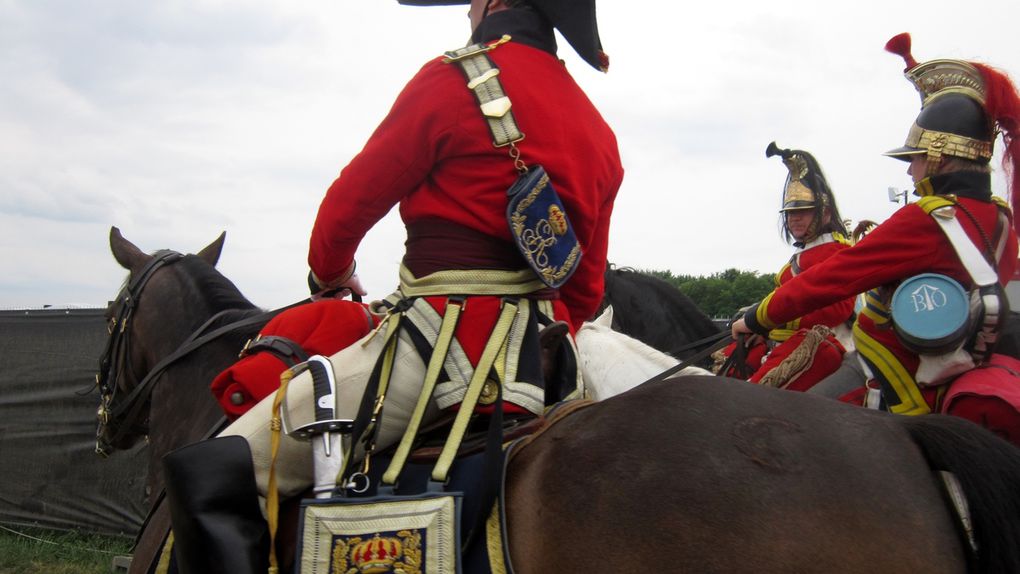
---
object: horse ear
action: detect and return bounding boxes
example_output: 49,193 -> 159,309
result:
592,305 -> 614,327
539,321 -> 571,383
110,226 -> 152,271
196,232 -> 226,267
540,321 -> 570,348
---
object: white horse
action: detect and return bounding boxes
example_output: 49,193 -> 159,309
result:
576,306 -> 713,401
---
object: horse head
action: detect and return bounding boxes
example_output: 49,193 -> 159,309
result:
95,227 -> 227,455
599,267 -> 721,366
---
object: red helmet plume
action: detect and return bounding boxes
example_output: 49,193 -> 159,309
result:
885,33 -> 918,70
974,62 -> 1020,224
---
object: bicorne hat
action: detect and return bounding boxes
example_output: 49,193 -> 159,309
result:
397,0 -> 608,71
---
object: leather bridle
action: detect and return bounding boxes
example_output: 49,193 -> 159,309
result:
94,251 -> 286,456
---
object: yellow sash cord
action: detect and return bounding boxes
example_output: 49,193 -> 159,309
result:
264,368 -> 295,574
433,300 -> 519,482
382,299 -> 464,484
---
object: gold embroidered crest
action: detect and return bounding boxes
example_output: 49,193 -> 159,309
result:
332,530 -> 423,574
547,204 -> 567,236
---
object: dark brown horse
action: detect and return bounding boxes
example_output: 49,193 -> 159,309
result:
507,376 -> 1020,573
104,230 -> 1020,574
98,227 -> 270,574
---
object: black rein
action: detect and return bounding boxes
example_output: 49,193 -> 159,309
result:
95,250 -> 304,455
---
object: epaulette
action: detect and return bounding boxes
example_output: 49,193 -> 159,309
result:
992,195 -> 1012,214
832,231 -> 851,246
916,195 -> 956,215
441,35 -> 524,148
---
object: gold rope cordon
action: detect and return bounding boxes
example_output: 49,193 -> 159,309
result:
265,368 -> 296,574
757,325 -> 833,389
710,348 -> 728,375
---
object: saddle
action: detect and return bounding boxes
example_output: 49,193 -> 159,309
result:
941,353 -> 1020,448
406,411 -> 545,464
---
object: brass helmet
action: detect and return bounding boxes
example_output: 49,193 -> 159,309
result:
883,33 -> 1020,214
766,142 -> 845,244
396,0 -> 609,71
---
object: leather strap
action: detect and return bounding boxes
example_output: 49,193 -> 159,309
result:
928,204 -> 1007,363
240,335 -> 309,367
650,333 -> 735,386
931,205 -> 999,286
433,299 -> 520,482
382,297 -> 465,484
446,36 -> 524,148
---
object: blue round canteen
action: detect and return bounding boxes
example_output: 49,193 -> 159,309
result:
891,273 -> 971,354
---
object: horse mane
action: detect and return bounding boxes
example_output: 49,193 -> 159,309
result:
601,267 -> 720,360
178,255 -> 259,314
176,255 -> 265,343
606,268 -> 715,327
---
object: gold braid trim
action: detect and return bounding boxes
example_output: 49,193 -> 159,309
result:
757,325 -> 833,389
768,328 -> 798,343
486,500 -> 508,574
154,532 -> 174,574
398,264 -> 546,297
905,123 -> 993,162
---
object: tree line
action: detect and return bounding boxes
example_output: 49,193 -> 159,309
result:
639,268 -> 776,319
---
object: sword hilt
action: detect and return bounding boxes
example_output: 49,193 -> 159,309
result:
287,355 -> 354,441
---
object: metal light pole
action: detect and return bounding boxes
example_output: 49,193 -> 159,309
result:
888,187 -> 909,206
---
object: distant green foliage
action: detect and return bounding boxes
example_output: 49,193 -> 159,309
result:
640,268 -> 776,319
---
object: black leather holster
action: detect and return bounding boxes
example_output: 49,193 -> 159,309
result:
163,435 -> 269,574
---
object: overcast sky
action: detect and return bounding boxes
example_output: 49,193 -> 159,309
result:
3,1 -> 1020,310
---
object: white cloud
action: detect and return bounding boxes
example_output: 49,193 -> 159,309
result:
2,0 -> 1019,309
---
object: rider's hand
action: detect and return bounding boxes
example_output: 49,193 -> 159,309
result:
336,273 -> 367,298
308,264 -> 367,301
731,317 -> 753,340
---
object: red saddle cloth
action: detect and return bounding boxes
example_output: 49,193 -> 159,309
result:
210,300 -> 378,420
719,329 -> 845,392
748,330 -> 845,392
941,353 -> 1020,448
836,354 -> 1020,447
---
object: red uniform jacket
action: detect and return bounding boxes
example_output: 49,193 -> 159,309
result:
745,172 -> 1018,414
768,233 -> 854,340
308,36 -> 623,331
721,232 -> 853,385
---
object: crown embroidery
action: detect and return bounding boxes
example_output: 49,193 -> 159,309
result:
332,531 -> 423,574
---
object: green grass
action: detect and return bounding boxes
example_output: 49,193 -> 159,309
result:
0,524 -> 133,574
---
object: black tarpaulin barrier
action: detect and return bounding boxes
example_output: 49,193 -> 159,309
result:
0,308 -> 148,536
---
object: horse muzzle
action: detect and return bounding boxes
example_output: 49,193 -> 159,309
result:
95,400 -> 147,456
